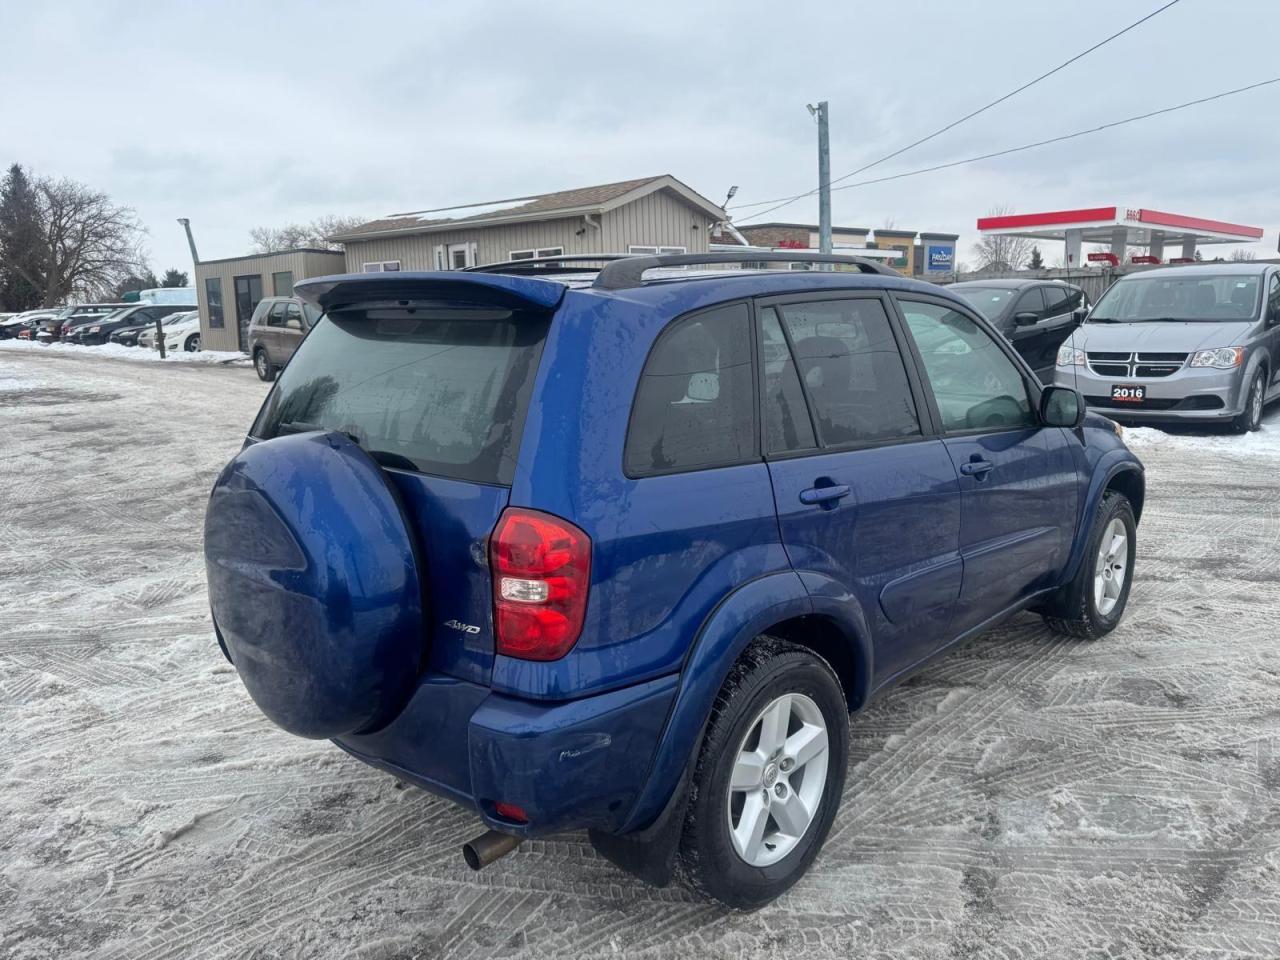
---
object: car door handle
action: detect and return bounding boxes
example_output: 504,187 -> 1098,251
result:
799,483 -> 851,506
960,458 -> 994,478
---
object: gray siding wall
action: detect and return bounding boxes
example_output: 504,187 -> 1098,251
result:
599,189 -> 712,254
195,250 -> 345,353
343,188 -> 715,272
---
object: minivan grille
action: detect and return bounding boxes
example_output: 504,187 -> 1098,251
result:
1087,351 -> 1187,379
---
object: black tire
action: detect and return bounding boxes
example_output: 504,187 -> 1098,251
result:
254,348 -> 275,382
1230,370 -> 1265,434
678,637 -> 849,909
1042,490 -> 1136,639
184,333 -> 200,353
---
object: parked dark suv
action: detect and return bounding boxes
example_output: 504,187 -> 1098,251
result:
205,252 -> 1144,908
949,278 -> 1087,381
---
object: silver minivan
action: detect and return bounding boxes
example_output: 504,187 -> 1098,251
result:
247,296 -> 321,381
1054,263 -> 1280,432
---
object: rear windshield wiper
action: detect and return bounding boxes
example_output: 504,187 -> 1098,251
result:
276,420 -> 413,470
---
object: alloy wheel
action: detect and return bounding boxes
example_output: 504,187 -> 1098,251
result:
1093,517 -> 1128,616
727,692 -> 829,867
1250,377 -> 1263,428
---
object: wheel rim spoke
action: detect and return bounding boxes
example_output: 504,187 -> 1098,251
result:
733,792 -> 769,862
770,791 -> 811,838
757,696 -> 791,756
785,722 -> 828,769
731,750 -> 766,790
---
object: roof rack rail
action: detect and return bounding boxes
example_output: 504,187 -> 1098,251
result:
465,254 -> 634,277
592,251 -> 899,290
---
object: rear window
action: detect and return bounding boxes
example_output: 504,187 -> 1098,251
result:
251,305 -> 549,485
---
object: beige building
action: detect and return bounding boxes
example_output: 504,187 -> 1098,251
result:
195,248 -> 345,353
332,175 -> 726,273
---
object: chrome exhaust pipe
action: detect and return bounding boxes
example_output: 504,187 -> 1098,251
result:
462,830 -> 523,870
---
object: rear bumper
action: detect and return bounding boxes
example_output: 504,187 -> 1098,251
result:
334,670 -> 677,837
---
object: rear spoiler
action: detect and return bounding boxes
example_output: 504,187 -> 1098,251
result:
294,272 -> 569,313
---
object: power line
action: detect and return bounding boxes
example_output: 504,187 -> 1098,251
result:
730,0 -> 1183,220
734,77 -> 1278,217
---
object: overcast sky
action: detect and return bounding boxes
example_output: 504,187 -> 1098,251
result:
4,0 -> 1277,273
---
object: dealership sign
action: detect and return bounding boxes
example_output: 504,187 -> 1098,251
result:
926,245 -> 953,271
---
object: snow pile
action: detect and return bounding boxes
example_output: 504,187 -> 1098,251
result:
0,338 -> 248,365
1124,414 -> 1280,458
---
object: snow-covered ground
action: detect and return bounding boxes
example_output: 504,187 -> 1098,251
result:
0,338 -> 249,366
2,348 -> 1279,959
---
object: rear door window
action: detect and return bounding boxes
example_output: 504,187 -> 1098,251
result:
758,307 -> 816,454
624,302 -> 756,477
252,306 -> 549,485
774,297 -> 921,447
1042,285 -> 1071,315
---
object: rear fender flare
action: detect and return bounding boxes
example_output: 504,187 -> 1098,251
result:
617,569 -> 872,834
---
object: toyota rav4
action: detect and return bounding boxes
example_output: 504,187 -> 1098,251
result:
204,252 -> 1144,908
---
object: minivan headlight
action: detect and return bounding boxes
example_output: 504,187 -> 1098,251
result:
1057,345 -> 1086,366
1190,347 -> 1245,369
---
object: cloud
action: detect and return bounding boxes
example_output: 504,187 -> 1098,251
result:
3,0 -> 1276,268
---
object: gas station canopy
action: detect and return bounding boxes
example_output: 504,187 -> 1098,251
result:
976,205 -> 1264,266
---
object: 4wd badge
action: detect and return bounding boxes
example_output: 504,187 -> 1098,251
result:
444,619 -> 481,635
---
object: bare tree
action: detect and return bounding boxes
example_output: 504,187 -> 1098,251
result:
249,214 -> 365,253
972,204 -> 1033,271
5,176 -> 146,305
1229,247 -> 1257,262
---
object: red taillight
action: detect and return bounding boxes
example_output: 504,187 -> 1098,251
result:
493,801 -> 529,823
490,507 -> 590,661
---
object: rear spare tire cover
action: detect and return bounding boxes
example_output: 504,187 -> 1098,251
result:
204,430 -> 425,739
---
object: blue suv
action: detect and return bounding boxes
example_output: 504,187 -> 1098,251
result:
205,252 -> 1144,908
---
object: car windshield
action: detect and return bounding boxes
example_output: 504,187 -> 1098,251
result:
952,287 -> 1017,318
252,306 -> 550,484
1090,274 -> 1260,322
164,312 -> 194,325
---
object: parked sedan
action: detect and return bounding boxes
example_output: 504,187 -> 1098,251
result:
141,311 -> 200,352
0,310 -> 59,340
48,303 -> 132,343
75,302 -> 193,345
949,279 -> 1087,382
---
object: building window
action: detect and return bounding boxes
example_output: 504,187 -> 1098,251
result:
362,260 -> 401,273
628,245 -> 687,255
205,278 -> 224,329
272,270 -> 294,296
509,247 -> 565,261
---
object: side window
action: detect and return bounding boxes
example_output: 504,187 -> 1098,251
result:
776,298 -> 921,446
899,299 -> 1036,433
1042,285 -> 1070,315
266,302 -> 287,327
205,278 -> 224,329
758,307 -> 816,453
1268,274 -> 1280,324
625,303 -> 756,477
1013,287 -> 1046,319
283,304 -> 303,330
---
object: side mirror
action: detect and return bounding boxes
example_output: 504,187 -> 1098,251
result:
1072,306 -> 1088,323
1040,385 -> 1085,428
1013,311 -> 1038,326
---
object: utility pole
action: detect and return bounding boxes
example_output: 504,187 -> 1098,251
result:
808,101 -> 832,268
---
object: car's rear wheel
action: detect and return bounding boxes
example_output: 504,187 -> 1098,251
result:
185,333 -> 200,352
1231,370 -> 1265,434
679,637 -> 848,909
254,348 -> 275,381
1042,490 -> 1136,639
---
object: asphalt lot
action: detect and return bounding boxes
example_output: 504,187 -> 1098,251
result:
3,344 -> 1280,960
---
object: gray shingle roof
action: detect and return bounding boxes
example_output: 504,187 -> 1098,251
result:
333,175 -> 698,240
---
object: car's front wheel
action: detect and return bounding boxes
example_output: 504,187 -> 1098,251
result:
1042,490 -> 1136,639
254,348 -> 275,382
679,637 -> 848,909
185,333 -> 200,353
1231,370 -> 1265,434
